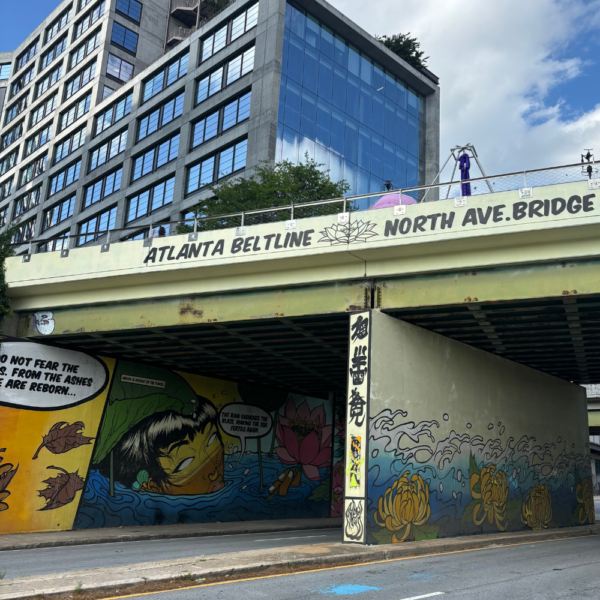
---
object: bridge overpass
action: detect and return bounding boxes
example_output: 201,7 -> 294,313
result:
2,174 -> 597,541
7,177 -> 600,387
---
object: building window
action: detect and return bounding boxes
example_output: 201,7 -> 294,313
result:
30,94 -> 57,127
201,3 -> 258,62
107,53 -> 134,82
49,159 -> 81,196
77,205 -> 117,245
1,121 -> 24,151
142,53 -> 188,103
10,66 -> 35,99
192,91 -> 250,148
78,0 -> 95,11
74,1 -> 106,40
70,29 -> 101,69
217,139 -> 247,177
116,0 -> 141,22
39,230 -> 70,253
35,64 -> 63,100
13,186 -> 41,219
45,7 -> 72,44
12,217 -> 36,244
103,85 -> 115,99
4,94 -> 29,126
16,39 -> 40,72
132,133 -> 179,181
0,150 -> 18,176
43,195 -> 75,230
126,177 -> 175,223
111,22 -> 138,54
0,205 -> 7,227
84,167 -> 122,208
95,91 -> 133,136
54,126 -> 86,164
41,36 -> 68,71
196,47 -> 254,105
65,61 -> 96,99
187,139 -> 247,194
59,92 -> 92,131
138,92 -> 184,141
0,178 -> 13,200
0,64 -> 11,80
18,154 -> 47,187
89,129 -> 128,171
24,123 -> 53,157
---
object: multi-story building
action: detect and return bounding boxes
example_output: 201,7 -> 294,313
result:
0,0 -> 440,253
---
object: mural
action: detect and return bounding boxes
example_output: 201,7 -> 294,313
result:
367,409 -> 595,544
0,338 -> 335,534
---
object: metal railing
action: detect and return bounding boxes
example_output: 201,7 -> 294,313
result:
11,159 -> 600,254
170,0 -> 199,9
166,25 -> 197,43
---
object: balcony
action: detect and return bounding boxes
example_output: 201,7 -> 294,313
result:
170,0 -> 199,28
166,24 -> 197,47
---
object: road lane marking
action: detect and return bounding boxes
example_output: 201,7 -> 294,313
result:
400,593 -> 445,600
255,535 -> 328,542
98,533 -> 596,600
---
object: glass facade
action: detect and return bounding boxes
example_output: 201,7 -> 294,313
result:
276,2 -> 425,202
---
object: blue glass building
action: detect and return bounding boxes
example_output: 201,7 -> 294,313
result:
276,2 -> 427,203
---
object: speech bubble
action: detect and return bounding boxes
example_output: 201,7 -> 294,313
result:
219,403 -> 273,465
0,341 -> 109,410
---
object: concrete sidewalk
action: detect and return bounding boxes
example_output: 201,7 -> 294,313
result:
1,524 -> 598,600
0,518 -> 343,552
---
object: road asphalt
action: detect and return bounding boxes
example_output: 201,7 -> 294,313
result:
116,535 -> 600,600
0,528 -> 342,580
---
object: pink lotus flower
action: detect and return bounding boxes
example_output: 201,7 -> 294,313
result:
275,397 -> 332,481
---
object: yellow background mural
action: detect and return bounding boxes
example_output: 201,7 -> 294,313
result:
0,357 -> 115,534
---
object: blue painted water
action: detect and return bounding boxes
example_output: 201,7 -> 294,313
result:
75,453 -> 329,529
318,585 -> 381,595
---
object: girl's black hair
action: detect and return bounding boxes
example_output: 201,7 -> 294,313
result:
99,397 -> 221,491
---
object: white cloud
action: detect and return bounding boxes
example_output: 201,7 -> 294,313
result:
330,0 -> 600,177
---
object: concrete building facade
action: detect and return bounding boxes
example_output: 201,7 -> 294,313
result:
0,0 -> 440,254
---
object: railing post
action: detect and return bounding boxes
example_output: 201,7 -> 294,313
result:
290,201 -> 294,220
523,171 -> 527,187
193,217 -> 198,233
240,212 -> 245,227
343,199 -> 347,213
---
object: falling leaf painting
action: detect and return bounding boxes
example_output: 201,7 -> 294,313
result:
32,422 -> 94,460
0,448 -> 18,512
38,466 -> 85,511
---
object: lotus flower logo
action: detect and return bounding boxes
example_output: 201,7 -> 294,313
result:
319,220 -> 378,245
521,482 -> 552,529
374,471 -> 431,543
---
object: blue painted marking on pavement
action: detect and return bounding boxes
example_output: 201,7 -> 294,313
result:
408,573 -> 438,580
319,584 -> 382,595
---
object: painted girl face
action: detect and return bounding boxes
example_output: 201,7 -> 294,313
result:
158,425 -> 224,495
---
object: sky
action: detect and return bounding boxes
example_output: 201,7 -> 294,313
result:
3,0 -> 600,178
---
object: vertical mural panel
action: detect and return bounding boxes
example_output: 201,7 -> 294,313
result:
0,339 -> 113,534
366,312 -> 595,545
343,311 -> 371,543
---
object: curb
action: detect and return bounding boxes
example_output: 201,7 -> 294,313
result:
0,521 -> 342,552
1,524 -> 598,600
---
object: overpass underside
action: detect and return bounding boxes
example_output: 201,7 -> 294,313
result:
20,257 -> 600,389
